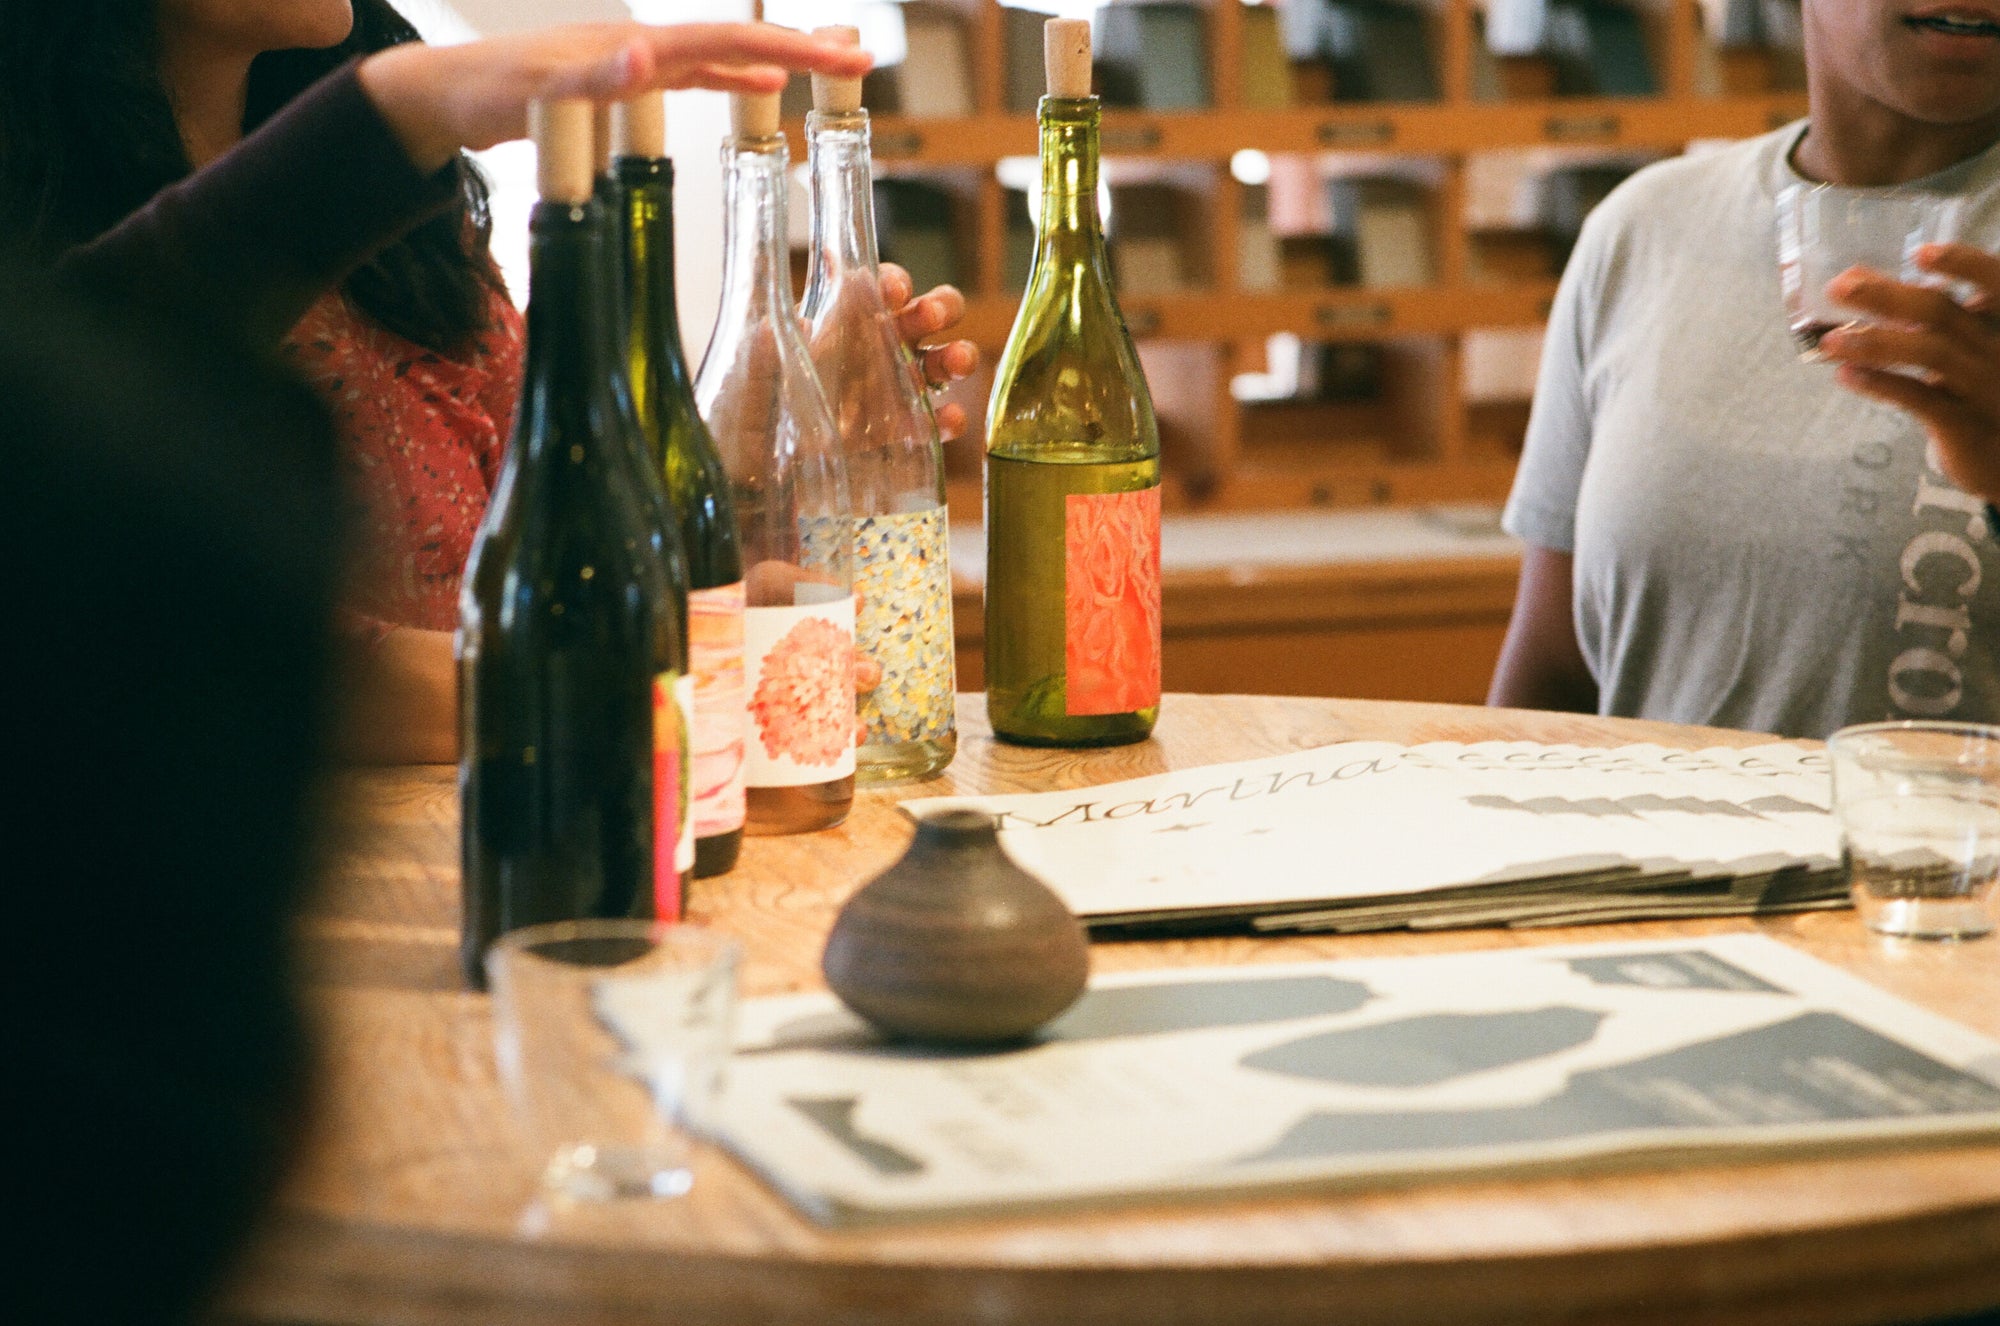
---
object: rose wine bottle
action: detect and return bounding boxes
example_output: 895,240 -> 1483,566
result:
456,101 -> 690,986
612,93 -> 749,875
984,17 -> 1162,747
694,89 -> 856,835
801,25 -> 957,785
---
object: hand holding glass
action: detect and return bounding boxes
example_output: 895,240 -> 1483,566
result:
1777,183 -> 1962,358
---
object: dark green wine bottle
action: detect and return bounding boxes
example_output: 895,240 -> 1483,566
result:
457,101 -> 690,988
613,94 -> 748,878
985,17 -> 1162,747
592,104 -> 697,902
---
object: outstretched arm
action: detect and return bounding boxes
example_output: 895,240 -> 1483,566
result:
62,24 -> 869,346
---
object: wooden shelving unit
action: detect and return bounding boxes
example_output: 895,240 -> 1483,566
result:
781,0 -> 1808,522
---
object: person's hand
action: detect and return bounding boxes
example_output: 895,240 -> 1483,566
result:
1819,244 -> 2000,501
880,263 -> 979,442
358,23 -> 872,173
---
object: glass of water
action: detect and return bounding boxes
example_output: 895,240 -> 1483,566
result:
487,920 -> 741,1201
1828,721 -> 2000,941
1776,183 -> 1962,359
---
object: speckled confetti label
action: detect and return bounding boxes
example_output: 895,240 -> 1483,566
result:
853,508 -> 956,747
744,597 -> 857,787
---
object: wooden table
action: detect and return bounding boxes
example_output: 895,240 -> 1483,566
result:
223,695 -> 2000,1326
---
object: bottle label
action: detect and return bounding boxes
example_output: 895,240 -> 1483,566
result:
652,671 -> 693,918
689,581 -> 748,839
1064,486 -> 1163,716
744,595 -> 858,786
854,509 -> 957,746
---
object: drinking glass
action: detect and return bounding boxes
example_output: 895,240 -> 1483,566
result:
1828,721 -> 2000,941
487,920 -> 741,1201
1776,183 -> 1962,359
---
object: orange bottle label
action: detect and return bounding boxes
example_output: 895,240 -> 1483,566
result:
1064,486 -> 1162,716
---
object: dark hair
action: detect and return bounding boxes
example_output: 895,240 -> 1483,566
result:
2,253 -> 343,1325
0,0 -> 500,353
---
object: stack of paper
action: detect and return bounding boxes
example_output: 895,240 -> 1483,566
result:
1111,183 -> 1201,294
715,937 -> 2000,1224
1327,177 -> 1437,287
1096,2 -> 1212,110
1282,0 -> 1441,101
888,2 -> 975,117
1003,5 -> 1050,112
1238,185 -> 1283,291
903,739 -> 1847,936
1241,4 -> 1298,109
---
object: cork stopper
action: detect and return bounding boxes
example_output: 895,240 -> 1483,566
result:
612,91 -> 667,159
530,99 -> 594,205
591,103 -> 614,174
811,25 -> 864,114
1044,17 -> 1092,99
731,89 -> 782,140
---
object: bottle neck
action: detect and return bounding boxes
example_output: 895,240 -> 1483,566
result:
715,136 -> 795,331
615,155 -> 694,391
519,199 -> 615,453
805,110 -> 879,284
1037,97 -> 1103,242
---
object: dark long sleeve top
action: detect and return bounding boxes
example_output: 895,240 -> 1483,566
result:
57,60 -> 458,348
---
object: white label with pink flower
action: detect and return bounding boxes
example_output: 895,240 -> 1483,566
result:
744,593 -> 858,786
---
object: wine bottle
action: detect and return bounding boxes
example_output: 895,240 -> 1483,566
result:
693,89 -> 857,835
613,93 -> 749,876
456,100 -> 691,987
984,17 -> 1162,747
801,25 -> 957,785
592,104 -> 696,906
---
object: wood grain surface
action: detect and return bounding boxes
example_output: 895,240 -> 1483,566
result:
221,694 -> 2000,1326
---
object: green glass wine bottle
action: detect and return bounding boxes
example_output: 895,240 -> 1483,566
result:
984,16 -> 1162,747
589,103 -> 696,907
612,93 -> 748,877
456,101 -> 690,988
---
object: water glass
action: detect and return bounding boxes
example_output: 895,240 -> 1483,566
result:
1776,183 -> 1962,359
487,920 -> 741,1201
1828,721 -> 2000,941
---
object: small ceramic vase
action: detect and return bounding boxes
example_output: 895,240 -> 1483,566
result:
822,809 -> 1090,1044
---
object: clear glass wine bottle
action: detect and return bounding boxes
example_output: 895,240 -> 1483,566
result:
801,28 -> 957,785
693,91 -> 856,835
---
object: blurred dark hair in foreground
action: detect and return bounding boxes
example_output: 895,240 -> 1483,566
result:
0,257 -> 344,1324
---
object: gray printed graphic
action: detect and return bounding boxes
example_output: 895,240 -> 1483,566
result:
1238,1012 -> 2000,1166
1240,1007 -> 1606,1088
1044,976 -> 1374,1042
789,1096 -> 928,1176
1566,950 -> 1788,994
1465,793 -> 1826,819
764,974 -> 1376,1057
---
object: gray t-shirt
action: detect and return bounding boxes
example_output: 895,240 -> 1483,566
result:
1503,124 -> 2000,740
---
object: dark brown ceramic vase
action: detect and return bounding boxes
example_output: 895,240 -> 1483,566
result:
822,809 -> 1090,1045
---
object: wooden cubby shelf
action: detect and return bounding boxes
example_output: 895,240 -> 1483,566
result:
783,0 -> 1810,518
